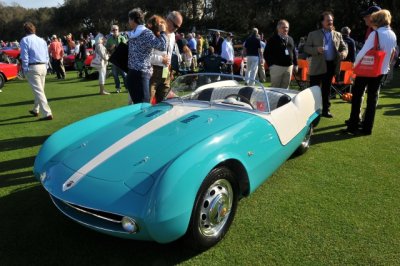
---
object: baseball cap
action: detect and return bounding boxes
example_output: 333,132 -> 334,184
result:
361,5 -> 381,17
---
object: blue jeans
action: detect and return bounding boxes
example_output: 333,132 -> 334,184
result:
126,69 -> 151,104
111,64 -> 127,89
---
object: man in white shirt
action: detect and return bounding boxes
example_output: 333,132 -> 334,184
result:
150,11 -> 183,103
221,33 -> 234,74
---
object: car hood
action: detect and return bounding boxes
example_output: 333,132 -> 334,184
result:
46,103 -> 254,194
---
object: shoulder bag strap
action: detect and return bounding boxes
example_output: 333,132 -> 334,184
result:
374,30 -> 381,50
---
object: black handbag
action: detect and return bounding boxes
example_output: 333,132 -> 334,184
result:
109,42 -> 129,73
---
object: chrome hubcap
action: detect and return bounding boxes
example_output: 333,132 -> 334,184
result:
198,179 -> 233,237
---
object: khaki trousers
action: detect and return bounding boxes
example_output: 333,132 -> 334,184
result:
269,65 -> 293,89
26,64 -> 52,117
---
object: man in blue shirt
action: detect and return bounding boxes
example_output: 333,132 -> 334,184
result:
20,22 -> 53,120
187,33 -> 197,69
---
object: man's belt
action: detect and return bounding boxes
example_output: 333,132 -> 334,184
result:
28,62 -> 46,65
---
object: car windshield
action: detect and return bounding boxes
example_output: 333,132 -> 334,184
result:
169,73 -> 271,113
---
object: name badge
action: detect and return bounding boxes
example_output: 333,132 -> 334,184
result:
162,66 -> 169,78
285,49 -> 289,55
324,44 -> 329,51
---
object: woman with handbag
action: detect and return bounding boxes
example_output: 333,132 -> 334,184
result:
345,9 -> 396,135
91,35 -> 110,95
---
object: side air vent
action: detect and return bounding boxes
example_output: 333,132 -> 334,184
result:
180,115 -> 200,124
145,110 -> 162,118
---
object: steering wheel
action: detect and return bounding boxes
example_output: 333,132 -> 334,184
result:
223,94 -> 255,110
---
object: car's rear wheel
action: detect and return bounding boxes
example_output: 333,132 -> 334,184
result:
0,74 -> 5,89
295,124 -> 313,155
185,166 -> 239,250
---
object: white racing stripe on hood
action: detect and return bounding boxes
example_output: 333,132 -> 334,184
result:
62,105 -> 201,192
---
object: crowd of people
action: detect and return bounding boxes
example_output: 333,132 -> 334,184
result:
11,5 -> 399,135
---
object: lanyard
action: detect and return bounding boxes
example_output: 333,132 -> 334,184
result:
279,35 -> 288,47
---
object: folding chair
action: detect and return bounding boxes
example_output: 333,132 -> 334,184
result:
291,59 -> 309,90
330,61 -> 355,98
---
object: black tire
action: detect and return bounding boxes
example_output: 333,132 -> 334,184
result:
295,124 -> 313,155
185,166 -> 239,250
0,74 -> 5,89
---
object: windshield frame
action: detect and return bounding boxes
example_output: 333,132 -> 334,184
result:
169,73 -> 273,113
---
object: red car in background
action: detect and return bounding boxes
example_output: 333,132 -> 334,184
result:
1,48 -> 20,59
63,48 -> 94,69
0,61 -> 20,89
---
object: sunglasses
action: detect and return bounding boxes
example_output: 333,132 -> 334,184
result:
168,18 -> 180,30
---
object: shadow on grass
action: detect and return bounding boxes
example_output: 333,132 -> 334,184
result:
0,119 -> 47,126
0,115 -> 56,125
0,136 -> 49,152
0,156 -> 36,174
377,103 -> 400,116
0,170 -> 35,188
312,128 -> 362,145
0,156 -> 37,188
380,88 -> 400,99
0,186 -> 201,265
0,93 -> 100,108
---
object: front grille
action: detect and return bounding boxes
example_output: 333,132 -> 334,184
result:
63,201 -> 123,224
50,195 -> 135,235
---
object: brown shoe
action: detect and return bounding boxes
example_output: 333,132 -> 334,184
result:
39,115 -> 53,121
29,110 -> 39,117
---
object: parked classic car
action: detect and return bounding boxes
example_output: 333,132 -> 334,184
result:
63,48 -> 94,70
0,48 -> 20,59
0,52 -> 21,89
34,74 -> 322,249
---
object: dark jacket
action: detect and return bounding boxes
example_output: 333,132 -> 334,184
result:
76,44 -> 87,61
211,37 -> 224,55
264,33 -> 297,67
244,35 -> 261,56
342,35 -> 356,63
198,53 -> 227,73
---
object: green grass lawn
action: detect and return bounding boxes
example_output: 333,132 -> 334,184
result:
0,71 -> 399,265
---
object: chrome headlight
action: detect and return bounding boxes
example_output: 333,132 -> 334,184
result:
121,216 -> 139,234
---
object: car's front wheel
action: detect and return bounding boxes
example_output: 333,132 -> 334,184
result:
185,166 -> 239,250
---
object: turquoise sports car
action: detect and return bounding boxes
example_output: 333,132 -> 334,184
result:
34,74 -> 322,250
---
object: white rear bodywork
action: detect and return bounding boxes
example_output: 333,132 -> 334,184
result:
264,86 -> 322,145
